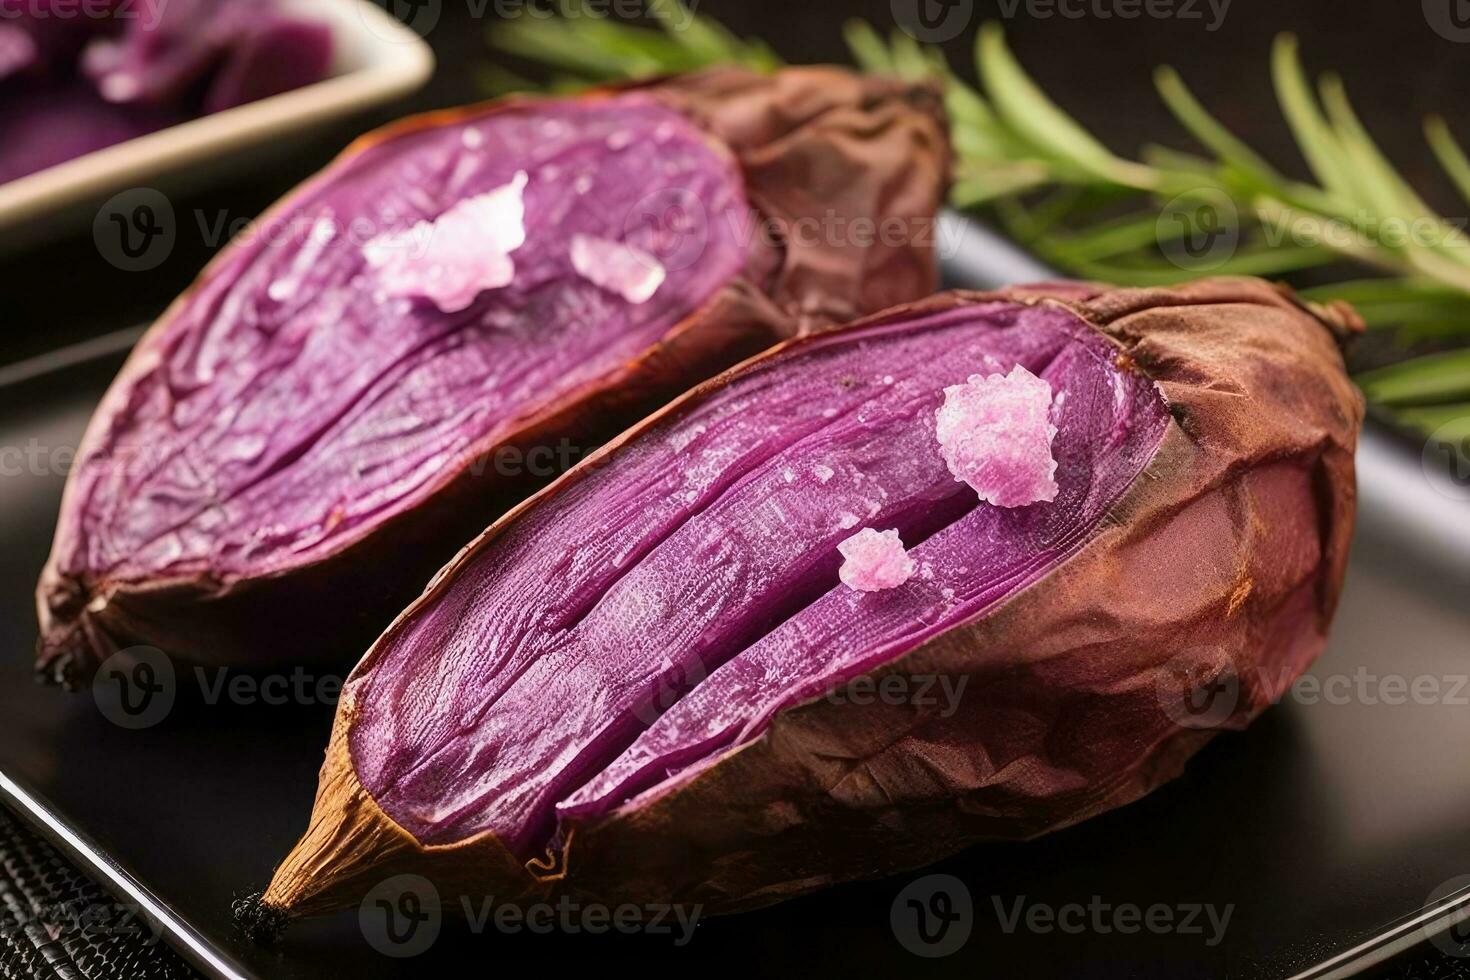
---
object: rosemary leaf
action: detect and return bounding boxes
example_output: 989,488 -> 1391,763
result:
1393,403 -> 1470,440
1357,349 -> 1470,406
1425,116 -> 1470,209
1270,35 -> 1358,205
1153,66 -> 1280,189
485,12 -> 1470,429
975,23 -> 1156,191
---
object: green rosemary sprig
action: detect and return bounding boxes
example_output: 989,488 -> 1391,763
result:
486,7 -> 1470,442
843,21 -> 1470,440
485,0 -> 778,93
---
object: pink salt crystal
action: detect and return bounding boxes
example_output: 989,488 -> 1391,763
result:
935,364 -> 1059,508
364,171 -> 528,313
570,233 -> 666,304
837,528 -> 915,593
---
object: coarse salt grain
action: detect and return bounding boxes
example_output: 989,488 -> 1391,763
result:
935,364 -> 1059,508
837,528 -> 915,592
363,171 -> 529,313
570,234 -> 666,304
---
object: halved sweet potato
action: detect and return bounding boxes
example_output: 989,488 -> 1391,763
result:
36,67 -> 949,686
254,279 -> 1362,925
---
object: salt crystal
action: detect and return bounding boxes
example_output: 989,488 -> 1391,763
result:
935,364 -> 1058,508
570,234 -> 666,304
363,171 -> 528,313
837,528 -> 915,592
813,464 -> 834,484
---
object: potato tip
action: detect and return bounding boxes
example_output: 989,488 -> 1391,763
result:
232,892 -> 290,944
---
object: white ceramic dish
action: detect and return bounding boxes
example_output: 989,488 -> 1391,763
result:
0,0 -> 434,248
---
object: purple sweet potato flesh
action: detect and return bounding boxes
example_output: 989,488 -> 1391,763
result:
203,15 -> 333,113
0,81 -> 178,183
50,97 -> 747,589
82,0 -> 240,105
0,0 -> 123,79
348,302 -> 1170,858
0,0 -> 330,183
39,69 -> 951,686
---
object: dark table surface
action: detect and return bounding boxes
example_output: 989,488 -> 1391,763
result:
4,2 -> 1470,978
3,252 -> 1470,980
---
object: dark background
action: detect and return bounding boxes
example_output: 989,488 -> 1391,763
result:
7,0 -> 1470,366
3,2 -> 1470,978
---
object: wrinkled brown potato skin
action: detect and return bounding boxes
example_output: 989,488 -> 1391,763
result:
36,68 -> 950,687
262,279 -> 1362,922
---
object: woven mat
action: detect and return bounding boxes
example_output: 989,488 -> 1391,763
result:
0,806 -> 196,980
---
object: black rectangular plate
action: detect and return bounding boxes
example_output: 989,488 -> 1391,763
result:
4,249 -> 1470,979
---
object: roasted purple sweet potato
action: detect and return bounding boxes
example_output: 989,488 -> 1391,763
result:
82,0 -> 332,111
36,68 -> 949,685
255,279 -> 1362,924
